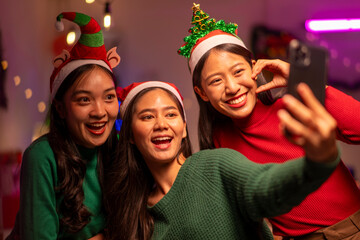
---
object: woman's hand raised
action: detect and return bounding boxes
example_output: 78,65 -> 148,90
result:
252,59 -> 289,94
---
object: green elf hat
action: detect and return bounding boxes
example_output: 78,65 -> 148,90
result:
50,12 -> 116,100
178,3 -> 249,75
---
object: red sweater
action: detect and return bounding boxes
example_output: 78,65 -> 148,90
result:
213,86 -> 360,236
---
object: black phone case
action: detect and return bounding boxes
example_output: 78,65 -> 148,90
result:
287,40 -> 328,105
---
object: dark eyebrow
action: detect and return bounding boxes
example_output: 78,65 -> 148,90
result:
71,90 -> 90,98
231,62 -> 246,70
104,86 -> 116,92
137,106 -> 178,115
204,62 -> 246,82
71,87 -> 116,97
204,72 -> 220,82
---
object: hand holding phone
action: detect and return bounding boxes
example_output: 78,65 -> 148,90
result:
279,83 -> 338,163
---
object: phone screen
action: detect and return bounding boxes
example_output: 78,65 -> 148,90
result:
287,40 -> 328,105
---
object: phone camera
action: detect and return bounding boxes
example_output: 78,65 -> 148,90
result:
290,40 -> 311,67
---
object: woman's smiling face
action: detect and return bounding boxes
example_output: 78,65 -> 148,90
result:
131,88 -> 187,166
195,49 -> 258,119
56,67 -> 118,148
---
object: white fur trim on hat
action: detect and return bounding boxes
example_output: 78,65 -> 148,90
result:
120,81 -> 186,121
189,34 -> 247,75
51,59 -> 112,100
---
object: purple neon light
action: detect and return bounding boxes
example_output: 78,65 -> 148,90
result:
305,19 -> 360,32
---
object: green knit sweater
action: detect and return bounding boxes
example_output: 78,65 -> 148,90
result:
148,148 -> 340,240
7,135 -> 106,240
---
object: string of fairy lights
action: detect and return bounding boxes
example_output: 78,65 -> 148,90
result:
3,66 -> 47,114
1,59 -> 46,113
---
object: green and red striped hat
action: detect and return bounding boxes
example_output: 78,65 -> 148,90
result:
50,12 -> 113,100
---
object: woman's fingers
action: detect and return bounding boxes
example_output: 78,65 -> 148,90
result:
282,94 -> 317,130
297,83 -> 335,125
256,80 -> 286,93
252,59 -> 290,79
278,83 -> 338,163
278,105 -> 319,147
278,109 -> 306,146
296,83 -> 337,135
253,59 -> 289,93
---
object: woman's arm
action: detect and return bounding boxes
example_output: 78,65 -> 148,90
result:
223,83 -> 339,220
325,86 -> 360,143
16,139 -> 59,239
239,149 -> 340,221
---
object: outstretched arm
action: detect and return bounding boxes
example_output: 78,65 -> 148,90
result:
221,83 -> 340,220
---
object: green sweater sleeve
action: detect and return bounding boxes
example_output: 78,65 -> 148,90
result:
204,148 -> 340,221
18,136 -> 59,239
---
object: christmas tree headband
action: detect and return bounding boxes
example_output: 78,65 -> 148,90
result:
50,12 -> 120,101
178,3 -> 248,75
118,81 -> 186,121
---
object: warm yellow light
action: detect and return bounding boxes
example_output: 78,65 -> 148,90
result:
66,31 -> 76,45
104,14 -> 111,29
86,0 -> 95,3
37,101 -> 46,113
1,60 -> 8,70
25,89 -> 33,99
14,76 -> 21,86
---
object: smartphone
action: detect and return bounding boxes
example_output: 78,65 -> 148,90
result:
287,39 -> 328,105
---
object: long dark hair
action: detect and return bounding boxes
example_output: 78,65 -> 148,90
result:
104,87 -> 192,240
48,64 -> 118,233
192,43 -> 273,150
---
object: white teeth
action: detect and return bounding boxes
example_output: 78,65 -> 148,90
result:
88,123 -> 105,127
228,95 -> 246,105
153,137 -> 171,141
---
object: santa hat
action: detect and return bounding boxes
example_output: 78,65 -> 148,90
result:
50,12 -> 114,100
178,3 -> 249,75
118,81 -> 186,121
